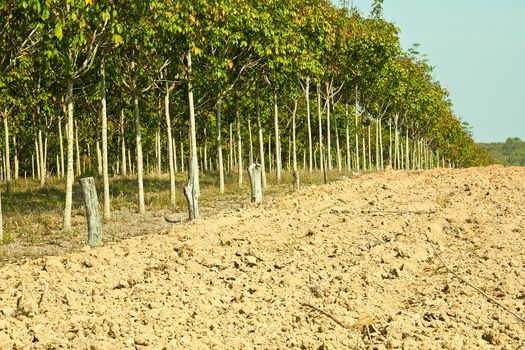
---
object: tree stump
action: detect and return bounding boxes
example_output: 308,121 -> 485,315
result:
78,177 -> 102,246
293,170 -> 300,190
248,163 -> 263,203
183,156 -> 200,220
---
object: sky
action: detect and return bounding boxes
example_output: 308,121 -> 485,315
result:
341,0 -> 525,143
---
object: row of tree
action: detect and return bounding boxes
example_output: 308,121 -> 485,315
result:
0,0 -> 488,234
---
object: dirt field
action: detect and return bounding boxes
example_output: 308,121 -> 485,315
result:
0,166 -> 524,349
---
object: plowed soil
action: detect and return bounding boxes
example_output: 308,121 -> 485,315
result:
1,166 -> 524,349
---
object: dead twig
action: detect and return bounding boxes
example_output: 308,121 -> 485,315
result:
301,302 -> 348,329
426,235 -> 525,325
38,282 -> 49,309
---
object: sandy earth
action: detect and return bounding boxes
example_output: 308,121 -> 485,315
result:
0,166 -> 524,349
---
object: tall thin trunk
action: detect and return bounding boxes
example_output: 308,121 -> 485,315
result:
268,133 -> 272,173
354,88 -> 360,173
405,129 -> 410,171
292,99 -> 298,173
255,84 -> 266,187
3,115 -> 11,192
325,83 -> 332,171
379,118 -> 384,170
13,136 -> 18,180
216,96 -> 225,193
228,123 -> 233,172
248,119 -> 254,165
273,91 -> 281,183
203,127 -> 208,172
173,138 -> 178,173
362,127 -> 366,171
101,57 -> 110,220
59,116 -> 65,178
63,78 -> 75,231
185,51 -> 200,220
96,140 -> 102,175
317,84 -> 323,173
388,119 -> 392,168
75,121 -> 81,176
235,92 -> 242,187
35,138 -> 41,179
120,109 -> 127,176
345,103 -> 351,171
127,148 -> 132,175
368,124 -> 372,171
165,81 -> 176,207
305,78 -> 313,172
38,128 -> 45,187
375,119 -> 380,171
132,61 -> 145,214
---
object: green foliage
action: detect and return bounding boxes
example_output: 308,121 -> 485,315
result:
479,138 -> 525,166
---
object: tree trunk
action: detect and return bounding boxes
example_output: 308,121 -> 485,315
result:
362,127 -> 366,171
405,129 -> 410,171
59,117 -> 65,178
63,78 -> 75,231
388,119 -> 392,168
173,138 -> 178,173
345,103 -> 351,171
379,118 -> 384,170
100,57 -> 110,220
96,140 -> 102,175
229,123 -> 233,173
78,177 -> 102,246
247,164 -> 263,203
317,84 -> 323,173
325,83 -> 332,171
255,84 -> 266,187
3,115 -> 11,192
75,121 -> 81,177
273,91 -> 281,183
132,61 -> 145,214
268,134 -> 272,173
13,136 -> 18,180
292,99 -> 299,190
375,119 -> 380,171
368,124 -> 372,171
120,109 -> 127,176
184,51 -> 200,220
203,127 -> 208,172
38,129 -> 46,187
354,89 -> 360,173
305,78 -> 313,172
216,96 -> 225,194
164,81 -> 176,207
0,190 -> 3,241
236,93 -> 243,187
248,119 -> 254,166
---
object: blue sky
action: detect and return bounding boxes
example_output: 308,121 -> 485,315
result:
341,0 -> 525,142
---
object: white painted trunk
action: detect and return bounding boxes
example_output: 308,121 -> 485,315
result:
100,58 -> 110,220
63,78 -> 75,231
132,61 -> 145,214
216,96 -> 225,194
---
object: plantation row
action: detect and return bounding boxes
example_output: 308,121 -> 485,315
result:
0,0 -> 489,233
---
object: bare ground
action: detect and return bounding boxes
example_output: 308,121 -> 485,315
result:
0,166 -> 524,349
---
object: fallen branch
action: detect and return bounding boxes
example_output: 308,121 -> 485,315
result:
301,302 -> 348,329
426,234 -> 525,325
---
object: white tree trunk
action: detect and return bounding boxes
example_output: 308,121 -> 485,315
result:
13,136 -> 18,180
132,61 -> 145,214
75,121 -> 81,176
325,83 -> 332,171
273,91 -> 281,183
216,96 -> 225,194
292,99 -> 299,190
248,119 -> 254,166
3,115 -> 11,191
100,57 -> 110,220
164,81 -> 176,207
120,109 -> 127,176
63,78 -> 75,231
183,51 -> 200,220
317,84 -> 323,173
38,129 -> 45,187
305,78 -> 313,172
255,84 -> 266,187
236,93 -> 243,187
59,117 -> 65,178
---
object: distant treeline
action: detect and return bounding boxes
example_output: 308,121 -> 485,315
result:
478,138 -> 525,166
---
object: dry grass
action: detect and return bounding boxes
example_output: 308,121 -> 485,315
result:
0,168 -> 351,265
